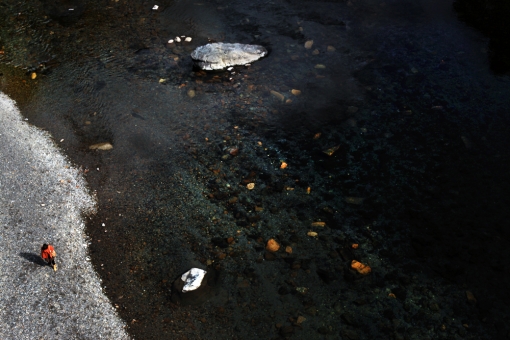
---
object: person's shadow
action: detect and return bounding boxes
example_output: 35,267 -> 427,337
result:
19,252 -> 47,266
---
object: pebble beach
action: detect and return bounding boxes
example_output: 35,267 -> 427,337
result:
0,92 -> 129,339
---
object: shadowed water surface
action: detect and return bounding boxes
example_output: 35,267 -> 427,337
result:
1,0 -> 510,338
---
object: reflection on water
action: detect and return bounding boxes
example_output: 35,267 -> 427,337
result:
1,0 -> 510,338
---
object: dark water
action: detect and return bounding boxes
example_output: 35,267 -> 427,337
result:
1,0 -> 510,339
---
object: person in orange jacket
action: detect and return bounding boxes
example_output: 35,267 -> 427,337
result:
41,243 -> 57,271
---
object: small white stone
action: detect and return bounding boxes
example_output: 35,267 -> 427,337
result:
168,39 -> 174,44
102,223 -> 105,226
185,37 -> 192,42
152,5 -> 159,10
175,37 -> 181,42
227,67 -> 233,71
181,268 -> 207,292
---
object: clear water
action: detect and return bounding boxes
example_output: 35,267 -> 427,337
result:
1,0 -> 510,338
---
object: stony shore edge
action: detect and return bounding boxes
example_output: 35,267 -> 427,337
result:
0,92 -> 129,339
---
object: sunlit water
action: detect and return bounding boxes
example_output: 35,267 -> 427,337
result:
1,0 -> 510,338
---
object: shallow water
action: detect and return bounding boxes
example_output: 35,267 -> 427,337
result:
1,0 -> 510,338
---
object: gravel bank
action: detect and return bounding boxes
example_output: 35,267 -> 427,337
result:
0,92 -> 129,339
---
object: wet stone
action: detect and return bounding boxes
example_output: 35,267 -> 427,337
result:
89,142 -> 113,150
270,90 -> 285,102
170,268 -> 217,306
190,43 -> 267,70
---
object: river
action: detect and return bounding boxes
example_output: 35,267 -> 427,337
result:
1,0 -> 510,338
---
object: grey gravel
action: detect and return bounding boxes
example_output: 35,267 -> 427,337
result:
0,92 -> 129,339
190,42 -> 267,70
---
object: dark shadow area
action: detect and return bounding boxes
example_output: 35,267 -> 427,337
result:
454,0 -> 510,74
19,252 -> 47,266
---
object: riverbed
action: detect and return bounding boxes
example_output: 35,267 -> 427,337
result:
1,0 -> 510,338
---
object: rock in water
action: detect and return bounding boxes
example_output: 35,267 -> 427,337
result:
181,268 -> 207,292
171,268 -> 218,305
190,43 -> 267,70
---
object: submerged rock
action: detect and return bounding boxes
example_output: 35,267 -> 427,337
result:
89,142 -> 113,150
190,43 -> 267,70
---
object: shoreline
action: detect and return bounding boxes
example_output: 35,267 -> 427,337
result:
0,92 -> 129,339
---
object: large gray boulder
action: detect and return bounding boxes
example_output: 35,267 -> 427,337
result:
190,43 -> 267,70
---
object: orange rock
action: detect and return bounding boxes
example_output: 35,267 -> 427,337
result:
388,293 -> 396,298
306,187 -> 311,194
285,246 -> 293,254
311,221 -> 326,227
351,243 -> 359,249
323,145 -> 340,156
313,133 -> 321,139
246,183 -> 255,190
280,161 -> 288,169
266,239 -> 280,252
351,260 -> 371,275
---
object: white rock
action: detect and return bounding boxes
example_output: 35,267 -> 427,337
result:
190,43 -> 267,70
175,37 -> 181,42
168,39 -> 174,44
181,268 -> 207,292
152,5 -> 159,10
185,37 -> 192,42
